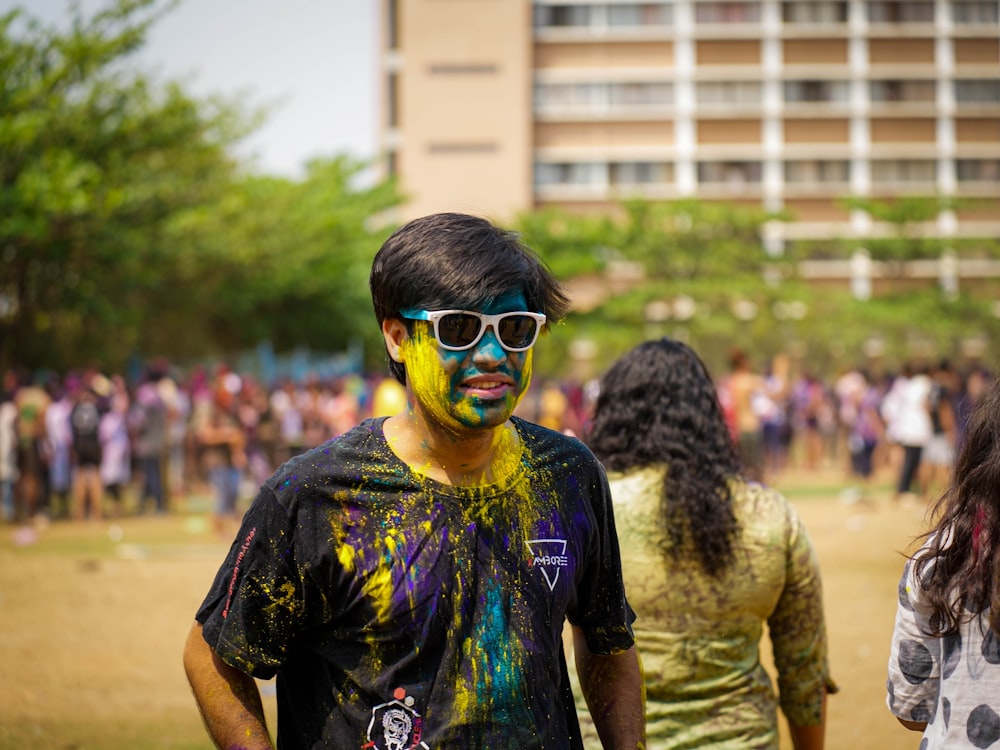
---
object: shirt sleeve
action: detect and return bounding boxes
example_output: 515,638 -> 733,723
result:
767,497 -> 838,726
567,458 -> 636,655
886,558 -> 940,724
195,485 -> 305,679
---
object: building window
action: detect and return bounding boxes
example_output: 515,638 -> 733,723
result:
387,73 -> 399,128
784,80 -> 850,104
696,81 -> 762,106
533,3 -> 672,30
957,159 -> 1000,182
955,79 -> 1000,104
610,161 -> 674,185
784,160 -> 850,183
610,82 -> 673,106
428,63 -> 499,75
608,3 -> 673,27
870,79 -> 936,103
871,159 -> 937,183
535,81 -> 673,112
953,2 -> 1000,24
697,161 -> 763,184
534,4 -> 594,28
387,0 -> 399,50
781,2 -> 848,24
428,142 -> 498,154
535,162 -> 602,186
867,2 -> 935,23
695,2 -> 762,24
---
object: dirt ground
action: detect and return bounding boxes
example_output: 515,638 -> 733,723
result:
0,468 -> 930,750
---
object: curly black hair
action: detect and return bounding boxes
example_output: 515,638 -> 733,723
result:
914,370 -> 1000,637
586,338 -> 742,576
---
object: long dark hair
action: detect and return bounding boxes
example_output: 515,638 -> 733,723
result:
914,370 -> 1000,636
586,338 -> 741,576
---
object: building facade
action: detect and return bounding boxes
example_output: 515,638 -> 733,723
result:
379,0 -> 999,255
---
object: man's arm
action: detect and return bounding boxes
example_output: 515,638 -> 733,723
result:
183,621 -> 274,750
572,626 -> 646,750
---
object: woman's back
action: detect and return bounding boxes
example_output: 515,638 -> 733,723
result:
612,467 -> 829,748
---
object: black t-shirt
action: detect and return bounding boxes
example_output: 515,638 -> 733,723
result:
196,417 -> 633,750
70,400 -> 102,467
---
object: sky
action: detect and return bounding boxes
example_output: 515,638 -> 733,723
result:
9,0 -> 380,178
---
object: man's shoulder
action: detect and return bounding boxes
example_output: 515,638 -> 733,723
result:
267,419 -> 393,490
513,417 -> 599,468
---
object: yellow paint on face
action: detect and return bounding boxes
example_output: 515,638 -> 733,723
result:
400,323 -> 532,433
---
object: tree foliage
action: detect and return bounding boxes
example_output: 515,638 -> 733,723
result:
0,1 -> 403,375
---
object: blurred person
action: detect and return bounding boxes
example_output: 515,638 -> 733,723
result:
195,395 -> 246,538
369,374 -> 407,418
270,379 -> 305,463
43,374 -> 73,519
183,212 -> 644,750
921,359 -> 958,502
323,374 -> 361,437
843,370 -> 885,505
0,380 -> 18,522
759,354 -> 792,480
158,369 -> 191,500
130,371 -> 168,514
790,371 -> 828,473
723,347 -> 768,482
886,372 -> 1000,747
99,378 -> 131,516
14,369 -> 50,522
69,381 -> 104,521
834,365 -> 868,476
881,362 -> 933,502
583,337 -> 836,749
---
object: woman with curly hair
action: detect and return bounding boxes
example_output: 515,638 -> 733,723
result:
887,370 -> 1000,748
581,338 -> 836,749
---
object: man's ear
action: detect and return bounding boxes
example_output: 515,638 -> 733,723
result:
382,318 -> 409,363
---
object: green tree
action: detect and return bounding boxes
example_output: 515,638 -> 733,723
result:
168,156 -> 402,369
1,0 -> 250,371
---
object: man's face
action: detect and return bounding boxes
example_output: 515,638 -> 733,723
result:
400,290 -> 535,433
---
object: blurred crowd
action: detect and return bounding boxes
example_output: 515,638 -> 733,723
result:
716,350 -> 995,505
1,352 -> 994,531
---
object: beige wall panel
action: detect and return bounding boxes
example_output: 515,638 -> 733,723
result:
534,41 -> 673,69
870,118 -> 937,142
695,40 -> 760,65
697,119 -> 761,144
956,119 -> 1000,142
534,121 -> 674,148
783,199 -> 851,221
868,38 -> 935,64
957,199 -> 1000,221
955,38 -> 1000,64
783,119 -> 849,142
782,39 -> 848,64
398,0 -> 533,221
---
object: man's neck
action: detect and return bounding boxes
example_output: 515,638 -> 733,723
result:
384,412 -> 521,487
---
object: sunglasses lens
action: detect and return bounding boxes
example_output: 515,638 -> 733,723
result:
497,315 -> 539,349
437,313 -> 483,348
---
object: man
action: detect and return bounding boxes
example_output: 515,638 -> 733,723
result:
183,213 -> 645,749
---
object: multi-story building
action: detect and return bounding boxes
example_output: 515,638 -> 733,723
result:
379,0 -> 999,260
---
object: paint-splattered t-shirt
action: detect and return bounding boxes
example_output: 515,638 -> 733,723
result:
196,416 -> 633,750
886,540 -> 1000,749
572,467 -> 834,749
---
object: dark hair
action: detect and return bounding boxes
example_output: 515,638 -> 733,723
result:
369,212 -> 570,384
913,370 -> 1000,637
586,338 -> 741,576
